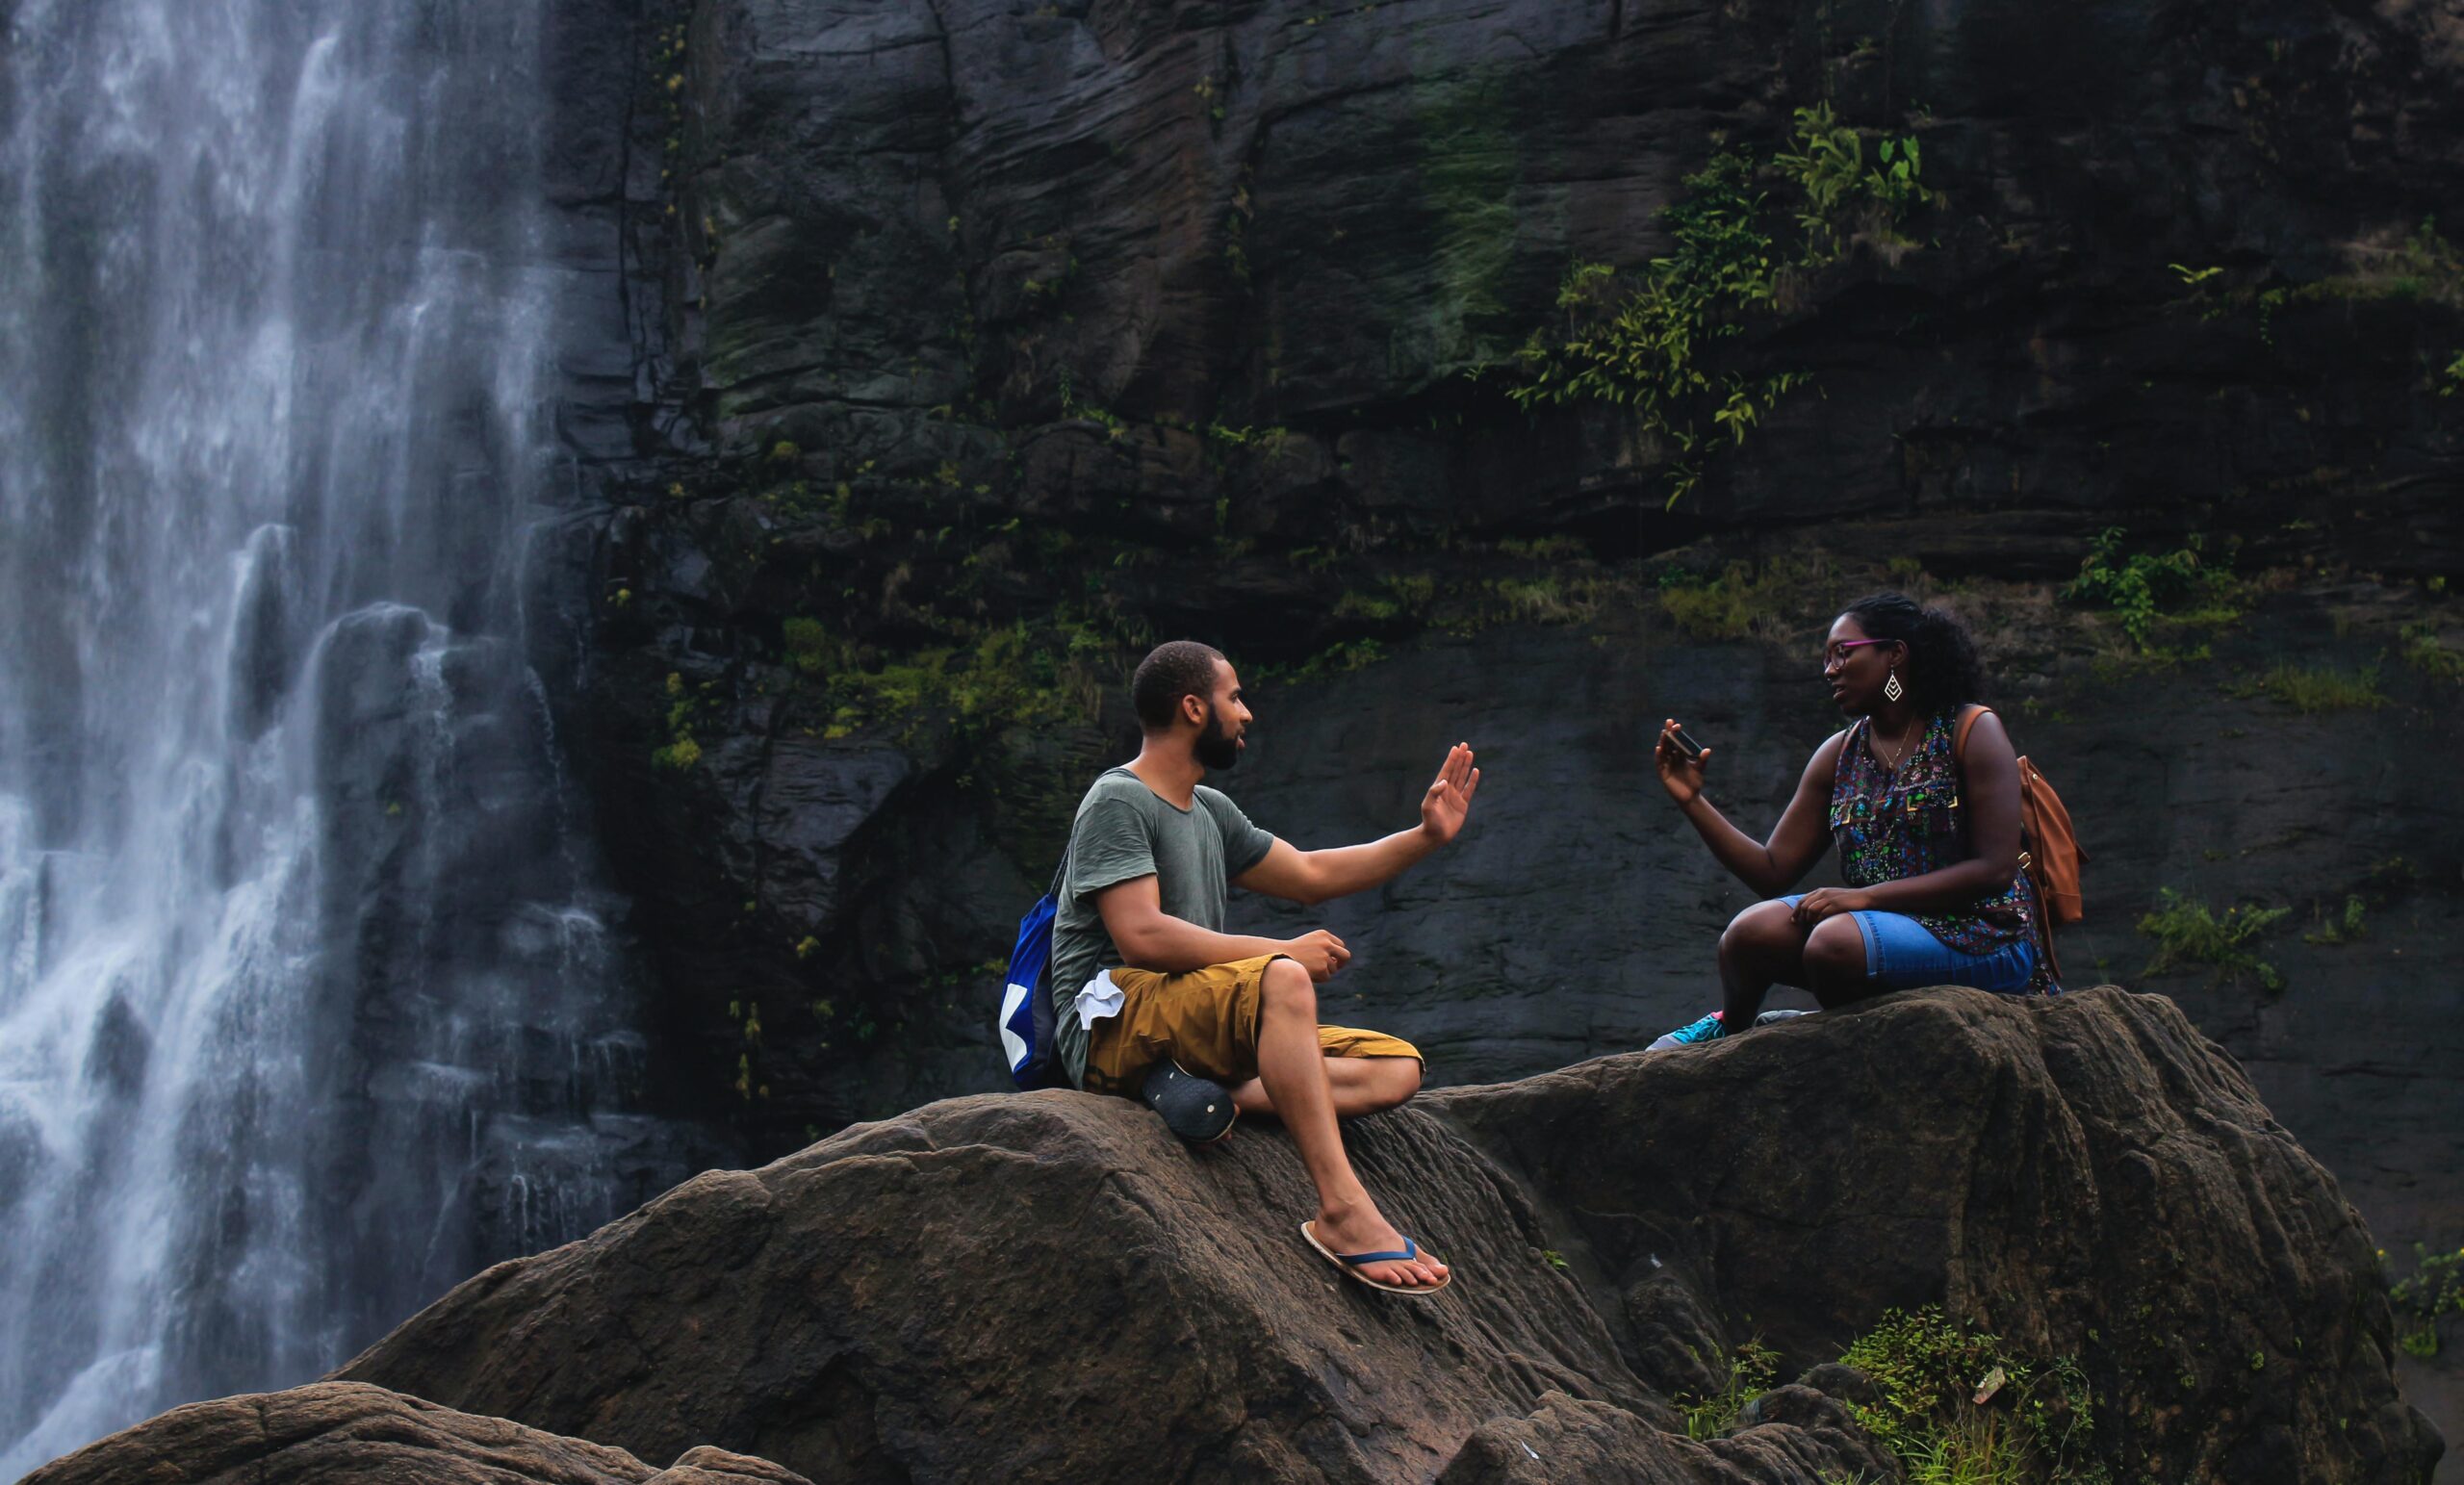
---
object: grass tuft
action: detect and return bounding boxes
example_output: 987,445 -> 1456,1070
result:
2136,888 -> 2289,990
2223,663 -> 2386,713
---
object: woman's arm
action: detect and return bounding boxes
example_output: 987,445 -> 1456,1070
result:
1656,720 -> 1843,898
1793,707 -> 2024,922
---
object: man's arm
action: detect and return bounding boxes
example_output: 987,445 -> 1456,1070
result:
1235,743 -> 1479,906
1093,876 -> 1351,980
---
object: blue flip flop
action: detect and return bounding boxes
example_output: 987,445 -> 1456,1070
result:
1299,1219 -> 1453,1296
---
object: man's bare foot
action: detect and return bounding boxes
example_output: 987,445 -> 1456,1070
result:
1313,1199 -> 1449,1289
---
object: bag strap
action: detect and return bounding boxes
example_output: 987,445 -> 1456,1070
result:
1952,703 -> 1991,764
1950,703 -> 2059,978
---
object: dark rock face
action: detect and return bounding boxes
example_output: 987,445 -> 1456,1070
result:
659,0 -> 2462,538
516,0 -> 2464,1466
20,1381 -> 808,1485
552,0 -> 2464,1152
339,988 -> 2439,1484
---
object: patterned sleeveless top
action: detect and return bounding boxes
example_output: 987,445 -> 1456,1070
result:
1828,709 -> 2049,986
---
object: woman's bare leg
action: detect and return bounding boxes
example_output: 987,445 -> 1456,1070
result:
1803,915 -> 1888,1008
1718,899 -> 1816,1028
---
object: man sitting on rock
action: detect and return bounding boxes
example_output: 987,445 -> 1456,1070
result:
1045,639 -> 1477,1294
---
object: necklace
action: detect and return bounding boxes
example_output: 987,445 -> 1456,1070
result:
1874,715 -> 1923,770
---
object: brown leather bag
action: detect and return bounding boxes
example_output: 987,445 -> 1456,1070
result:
1955,705 -> 2087,973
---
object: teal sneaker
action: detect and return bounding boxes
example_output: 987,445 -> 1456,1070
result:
1647,1010 -> 1727,1052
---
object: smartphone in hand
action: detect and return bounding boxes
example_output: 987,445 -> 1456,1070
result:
1667,724 -> 1706,761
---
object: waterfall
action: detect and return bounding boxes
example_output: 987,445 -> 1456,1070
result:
0,0 -> 692,1470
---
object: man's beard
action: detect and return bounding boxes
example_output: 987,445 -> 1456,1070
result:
1194,707 -> 1241,771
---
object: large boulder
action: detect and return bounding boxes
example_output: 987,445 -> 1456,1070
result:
336,986 -> 2440,1484
20,1380 -> 807,1485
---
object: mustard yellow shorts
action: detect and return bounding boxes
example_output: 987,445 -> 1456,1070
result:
1080,954 -> 1422,1096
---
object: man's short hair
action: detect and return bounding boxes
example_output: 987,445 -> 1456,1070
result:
1132,641 -> 1226,730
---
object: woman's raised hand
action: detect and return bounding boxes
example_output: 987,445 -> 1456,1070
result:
1655,718 -> 1709,805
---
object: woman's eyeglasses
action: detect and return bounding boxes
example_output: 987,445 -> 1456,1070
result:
1823,638 -> 1895,668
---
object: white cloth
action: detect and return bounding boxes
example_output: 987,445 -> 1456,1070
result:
1072,969 -> 1124,1031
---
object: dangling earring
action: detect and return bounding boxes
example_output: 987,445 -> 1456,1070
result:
1885,668 -> 1905,704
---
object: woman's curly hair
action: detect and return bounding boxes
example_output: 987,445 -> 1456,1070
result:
1838,592 -> 1986,717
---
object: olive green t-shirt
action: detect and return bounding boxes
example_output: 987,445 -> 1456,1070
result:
1047,766 -> 1276,1088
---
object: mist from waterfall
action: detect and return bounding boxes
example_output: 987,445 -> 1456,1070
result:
0,0 -> 692,1470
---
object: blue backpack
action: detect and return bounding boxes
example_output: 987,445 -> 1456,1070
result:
997,862 -> 1066,1090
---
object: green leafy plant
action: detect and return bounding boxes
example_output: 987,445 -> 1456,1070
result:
2388,1242 -> 2464,1358
2061,529 -> 2241,648
782,617 -> 834,675
1838,1309 -> 2101,1485
1680,1339 -> 1781,1440
1499,108 -> 1931,506
651,670 -> 709,771
2136,888 -> 2289,990
2439,350 -> 2464,397
2400,620 -> 2464,679
1771,102 -> 1938,262
1678,1310 -> 2102,1481
1506,155 -> 1775,417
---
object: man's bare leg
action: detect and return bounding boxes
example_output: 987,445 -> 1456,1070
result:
1253,958 -> 1447,1289
1227,1056 -> 1419,1120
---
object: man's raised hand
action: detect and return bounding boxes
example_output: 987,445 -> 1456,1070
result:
1284,929 -> 1351,983
1420,742 -> 1481,846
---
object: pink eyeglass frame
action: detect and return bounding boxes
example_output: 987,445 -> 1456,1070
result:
1822,638 -> 1896,669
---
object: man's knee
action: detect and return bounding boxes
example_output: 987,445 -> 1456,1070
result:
1348,1056 -> 1422,1114
1262,956 -> 1316,1017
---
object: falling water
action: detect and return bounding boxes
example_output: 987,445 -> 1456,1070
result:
0,0 -> 692,1469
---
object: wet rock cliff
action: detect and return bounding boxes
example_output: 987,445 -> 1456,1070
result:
544,0 -> 2464,1143
512,0 -> 2464,1464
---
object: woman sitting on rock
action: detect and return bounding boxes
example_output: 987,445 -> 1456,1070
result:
1647,592 -> 2055,1049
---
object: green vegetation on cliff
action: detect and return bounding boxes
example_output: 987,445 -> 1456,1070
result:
2387,1242 -> 2464,1359
1681,1309 -> 2101,1484
2060,529 -> 2243,651
1837,1308 -> 2100,1484
2136,888 -> 2289,991
1499,103 -> 1935,505
2223,663 -> 2388,714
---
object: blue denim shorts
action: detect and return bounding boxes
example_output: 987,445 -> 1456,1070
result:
1781,896 -> 2039,994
